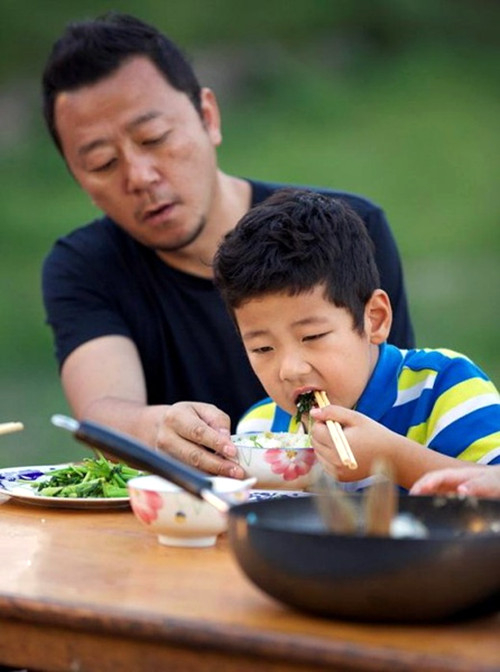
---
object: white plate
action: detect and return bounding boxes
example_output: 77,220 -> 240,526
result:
0,463 -> 131,509
249,489 -> 309,502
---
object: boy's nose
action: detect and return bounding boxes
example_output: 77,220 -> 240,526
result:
278,352 -> 312,381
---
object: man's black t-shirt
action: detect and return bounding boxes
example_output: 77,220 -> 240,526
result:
42,179 -> 414,429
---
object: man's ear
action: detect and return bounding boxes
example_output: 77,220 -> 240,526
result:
365,289 -> 392,344
199,87 -> 222,146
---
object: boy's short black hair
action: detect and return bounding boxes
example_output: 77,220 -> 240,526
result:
213,188 -> 380,333
42,12 -> 202,154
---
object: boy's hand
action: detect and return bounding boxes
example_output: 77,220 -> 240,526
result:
310,405 -> 396,481
310,405 -> 473,489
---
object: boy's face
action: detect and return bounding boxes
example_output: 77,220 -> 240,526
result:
235,285 -> 391,416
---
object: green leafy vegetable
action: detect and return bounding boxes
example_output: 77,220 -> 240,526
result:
295,391 -> 317,439
294,391 -> 316,423
249,434 -> 265,448
25,452 -> 143,498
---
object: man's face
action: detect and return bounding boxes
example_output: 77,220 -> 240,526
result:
54,56 -> 222,253
235,286 -> 382,416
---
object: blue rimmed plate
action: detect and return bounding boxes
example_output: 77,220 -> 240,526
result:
0,463 -> 130,509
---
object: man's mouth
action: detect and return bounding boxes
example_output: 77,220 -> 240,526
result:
142,202 -> 175,223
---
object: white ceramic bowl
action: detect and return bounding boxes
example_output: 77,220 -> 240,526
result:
127,475 -> 252,548
231,432 -> 321,491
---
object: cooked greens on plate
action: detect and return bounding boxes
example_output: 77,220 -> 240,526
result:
21,452 -> 142,498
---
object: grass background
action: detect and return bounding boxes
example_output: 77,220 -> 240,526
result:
0,1 -> 498,466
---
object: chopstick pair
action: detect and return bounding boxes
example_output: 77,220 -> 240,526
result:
0,422 -> 24,437
313,391 -> 357,470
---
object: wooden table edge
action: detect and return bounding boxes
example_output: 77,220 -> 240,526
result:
0,593 -> 497,672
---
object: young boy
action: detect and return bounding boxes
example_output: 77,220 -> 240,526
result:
213,189 -> 500,490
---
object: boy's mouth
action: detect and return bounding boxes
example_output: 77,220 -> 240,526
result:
294,390 -> 318,422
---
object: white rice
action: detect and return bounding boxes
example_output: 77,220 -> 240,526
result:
231,431 -> 311,449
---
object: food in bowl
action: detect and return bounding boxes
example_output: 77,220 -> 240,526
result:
127,475 -> 252,547
231,431 -> 321,490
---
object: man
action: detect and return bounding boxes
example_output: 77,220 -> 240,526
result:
41,12 -> 414,478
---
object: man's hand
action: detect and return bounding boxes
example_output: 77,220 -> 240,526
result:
410,465 -> 500,498
156,401 -> 245,478
62,336 -> 246,478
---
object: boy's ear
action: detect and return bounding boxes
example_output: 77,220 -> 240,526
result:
365,289 -> 392,344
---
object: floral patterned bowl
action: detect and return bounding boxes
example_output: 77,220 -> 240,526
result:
127,475 -> 252,548
231,432 -> 321,491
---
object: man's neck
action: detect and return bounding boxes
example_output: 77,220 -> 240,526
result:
156,172 -> 251,278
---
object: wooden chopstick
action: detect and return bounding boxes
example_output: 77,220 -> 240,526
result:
0,422 -> 24,436
313,391 -> 357,470
363,458 -> 396,536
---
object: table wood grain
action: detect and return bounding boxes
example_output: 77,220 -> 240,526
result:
0,494 -> 499,672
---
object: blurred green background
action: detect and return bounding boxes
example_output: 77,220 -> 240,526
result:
1,0 -> 499,467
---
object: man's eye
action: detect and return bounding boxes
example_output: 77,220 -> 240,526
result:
142,132 -> 168,146
90,158 -> 116,173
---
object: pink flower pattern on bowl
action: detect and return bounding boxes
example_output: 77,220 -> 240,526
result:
129,488 -> 163,524
264,448 -> 316,482
128,475 -> 255,547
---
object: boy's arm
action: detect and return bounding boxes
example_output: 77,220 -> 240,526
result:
310,406 -> 472,489
310,353 -> 500,489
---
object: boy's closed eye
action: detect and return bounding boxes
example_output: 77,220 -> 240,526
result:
302,331 -> 331,342
250,345 -> 273,354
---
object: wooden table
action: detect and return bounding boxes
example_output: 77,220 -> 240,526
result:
0,494 -> 499,672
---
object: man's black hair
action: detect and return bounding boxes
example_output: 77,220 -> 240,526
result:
42,12 -> 202,153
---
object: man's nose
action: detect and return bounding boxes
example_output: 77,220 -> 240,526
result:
123,153 -> 160,191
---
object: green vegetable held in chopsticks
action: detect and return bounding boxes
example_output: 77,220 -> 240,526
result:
294,391 -> 317,440
27,452 -> 143,498
294,391 -> 316,423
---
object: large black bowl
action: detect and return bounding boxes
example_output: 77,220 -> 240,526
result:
58,418 -> 500,623
227,494 -> 500,622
